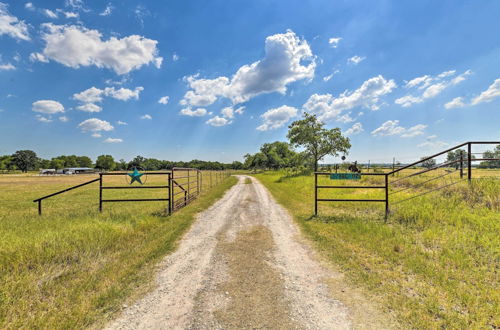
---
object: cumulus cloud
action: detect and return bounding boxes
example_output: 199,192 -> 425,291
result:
140,114 -> 152,120
348,55 -> 365,65
29,52 -> 48,63
78,118 -> 113,132
206,116 -> 231,127
72,86 -> 143,112
91,132 -> 101,138
117,120 -> 127,125
328,37 -> 342,48
471,78 -> 500,105
221,106 -> 234,119
179,107 -> 207,117
345,122 -> 363,135
36,115 -> 52,123
0,3 -> 30,40
158,95 -> 169,105
444,97 -> 466,109
99,3 -> 113,16
104,137 -> 123,143
417,138 -> 449,149
25,3 -> 35,10
234,106 -> 245,115
181,30 -> 315,107
302,75 -> 396,122
43,9 -> 58,19
76,103 -> 102,112
371,120 -> 426,138
37,23 -> 162,75
0,63 -> 15,70
396,69 -> 471,107
32,100 -> 64,114
256,105 -> 297,131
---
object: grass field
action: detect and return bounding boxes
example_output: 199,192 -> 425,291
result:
254,169 -> 499,329
0,172 -> 236,329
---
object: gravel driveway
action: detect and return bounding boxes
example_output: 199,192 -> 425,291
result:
106,175 -> 382,329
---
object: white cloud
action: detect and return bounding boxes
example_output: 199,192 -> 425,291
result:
104,137 -> 123,143
65,0 -> 87,12
221,106 -> 234,119
73,86 -> 143,104
234,106 -> 245,115
345,122 -> 363,135
303,75 -> 396,122
444,97 -> 466,109
76,103 -> 102,112
323,70 -> 340,82
25,3 -> 35,10
172,53 -> 179,61
59,116 -> 69,122
181,30 -> 315,106
140,114 -> 152,120
417,140 -> 449,149
206,116 -> 231,127
256,105 -> 297,131
43,9 -> 58,19
78,118 -> 113,132
0,63 -> 15,70
179,107 -> 207,117
371,120 -> 426,138
73,87 -> 104,103
38,23 -> 162,75
400,124 -> 427,138
0,3 -> 30,41
36,115 -> 52,123
396,69 -> 471,107
337,113 -> 354,123
91,132 -> 101,138
348,55 -> 365,65
471,78 -> 500,105
117,120 -> 127,125
104,86 -> 143,101
328,37 -> 342,48
158,95 -> 169,105
60,10 -> 78,18
32,100 -> 64,114
99,4 -> 113,16
29,52 -> 49,63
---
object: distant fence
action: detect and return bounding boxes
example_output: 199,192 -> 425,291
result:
33,168 -> 232,215
314,141 -> 500,218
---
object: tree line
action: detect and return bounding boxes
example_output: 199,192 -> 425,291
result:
0,151 -> 244,173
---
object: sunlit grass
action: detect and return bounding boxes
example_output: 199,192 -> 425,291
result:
254,170 -> 499,329
0,172 -> 236,329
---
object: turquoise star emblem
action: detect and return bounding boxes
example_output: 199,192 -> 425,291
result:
128,168 -> 144,184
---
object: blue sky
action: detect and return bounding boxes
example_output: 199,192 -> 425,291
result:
0,0 -> 499,163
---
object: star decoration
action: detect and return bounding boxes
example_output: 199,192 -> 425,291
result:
128,168 -> 144,184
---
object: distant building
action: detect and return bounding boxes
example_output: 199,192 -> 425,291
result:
39,169 -> 56,175
62,167 -> 96,174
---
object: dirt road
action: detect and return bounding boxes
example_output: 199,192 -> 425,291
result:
107,176 -> 388,329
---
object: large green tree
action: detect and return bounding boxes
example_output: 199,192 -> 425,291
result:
95,155 -> 116,171
12,150 -> 38,173
287,113 -> 351,171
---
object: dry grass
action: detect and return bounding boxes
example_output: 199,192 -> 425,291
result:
0,172 -> 236,329
254,170 -> 500,329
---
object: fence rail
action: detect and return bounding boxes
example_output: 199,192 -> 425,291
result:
314,141 -> 499,218
33,168 -> 232,215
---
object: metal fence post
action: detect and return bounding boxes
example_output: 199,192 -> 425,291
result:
99,173 -> 103,212
314,172 -> 318,216
168,173 -> 172,215
385,174 -> 389,221
38,200 -> 42,215
467,142 -> 472,182
460,150 -> 464,179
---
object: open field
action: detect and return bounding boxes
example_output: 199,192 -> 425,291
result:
0,172 -> 236,329
254,170 -> 499,329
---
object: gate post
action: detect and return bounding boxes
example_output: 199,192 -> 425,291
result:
467,142 -> 472,182
99,173 -> 103,212
384,174 -> 389,221
314,172 -> 318,216
168,173 -> 172,215
459,151 -> 464,179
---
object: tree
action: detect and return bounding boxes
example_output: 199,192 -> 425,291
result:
287,113 -> 351,171
95,155 -> 116,171
420,157 -> 436,169
479,145 -> 500,168
50,159 -> 65,170
12,150 -> 38,173
76,156 -> 93,168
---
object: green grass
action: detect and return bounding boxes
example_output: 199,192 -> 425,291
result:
0,173 -> 237,329
254,171 -> 499,329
